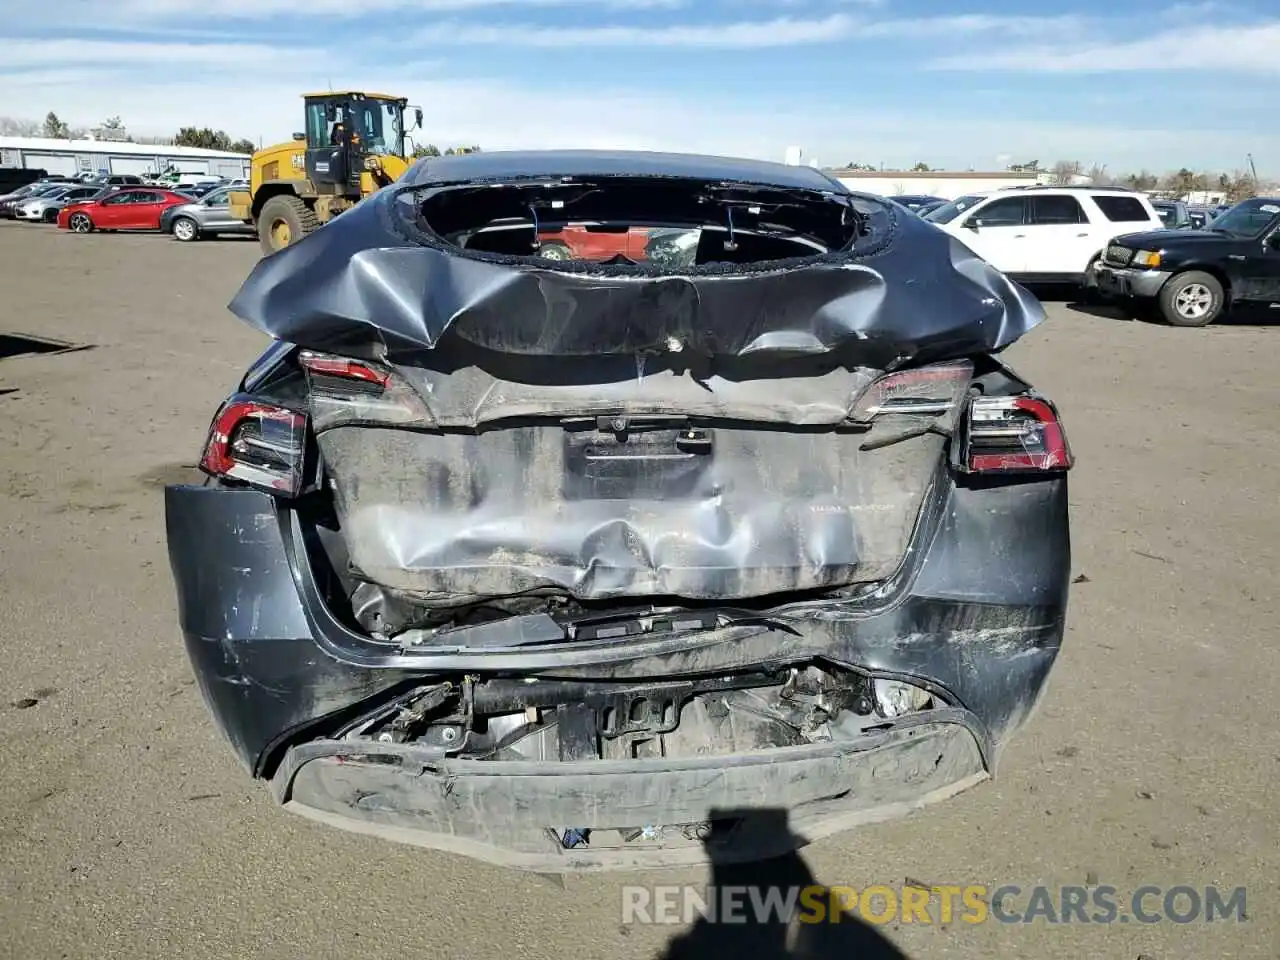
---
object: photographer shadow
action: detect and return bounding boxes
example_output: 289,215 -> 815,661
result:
657,809 -> 909,960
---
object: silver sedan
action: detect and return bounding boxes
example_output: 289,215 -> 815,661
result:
15,184 -> 106,223
160,186 -> 256,241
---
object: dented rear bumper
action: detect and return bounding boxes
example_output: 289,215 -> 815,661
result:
166,472 -> 1069,867
272,717 -> 988,871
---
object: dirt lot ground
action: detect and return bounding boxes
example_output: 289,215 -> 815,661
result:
1,220 -> 1277,960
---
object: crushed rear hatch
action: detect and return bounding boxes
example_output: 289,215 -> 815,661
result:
228,151 -> 1045,638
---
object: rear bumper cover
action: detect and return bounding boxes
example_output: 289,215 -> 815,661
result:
272,717 -> 987,871
166,474 -> 1069,865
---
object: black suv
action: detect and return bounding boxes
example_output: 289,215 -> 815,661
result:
1095,197 -> 1280,326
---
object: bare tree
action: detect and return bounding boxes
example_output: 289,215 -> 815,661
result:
911,162 -> 931,172
1084,163 -> 1111,186
0,116 -> 41,136
1221,170 -> 1257,203
1122,170 -> 1159,192
1159,168 -> 1198,199
1050,159 -> 1082,185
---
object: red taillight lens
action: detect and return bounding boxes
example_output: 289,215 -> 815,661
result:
961,395 -> 1073,474
298,350 -> 436,431
199,396 -> 308,496
298,351 -> 391,387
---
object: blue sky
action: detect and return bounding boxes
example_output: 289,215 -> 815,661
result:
0,0 -> 1275,175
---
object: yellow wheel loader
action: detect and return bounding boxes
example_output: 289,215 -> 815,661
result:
230,91 -> 423,255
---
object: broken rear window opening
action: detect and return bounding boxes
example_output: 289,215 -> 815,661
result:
405,175 -> 867,269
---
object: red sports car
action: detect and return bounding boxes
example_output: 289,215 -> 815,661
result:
536,224 -> 654,263
57,188 -> 191,233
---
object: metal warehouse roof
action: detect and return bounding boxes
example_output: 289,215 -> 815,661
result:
826,169 -> 1039,179
0,136 -> 249,158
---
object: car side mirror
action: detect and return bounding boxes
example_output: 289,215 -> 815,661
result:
965,219 -> 981,230
292,132 -> 306,141
1267,234 -> 1280,251
415,108 -> 424,129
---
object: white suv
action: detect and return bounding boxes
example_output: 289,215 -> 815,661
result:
924,187 -> 1162,286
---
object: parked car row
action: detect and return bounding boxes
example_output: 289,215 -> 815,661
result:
7,167 -> 1274,330
5,182 -> 106,222
1093,197 -> 1280,326
0,177 -> 255,241
890,194 -> 948,215
0,176 -> 120,219
917,186 -> 1280,326
58,187 -> 195,233
923,185 -> 1166,286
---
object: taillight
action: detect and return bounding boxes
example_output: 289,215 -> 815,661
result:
848,361 -> 974,426
298,351 -> 390,388
298,350 -> 435,430
960,395 -> 1073,474
199,396 -> 308,496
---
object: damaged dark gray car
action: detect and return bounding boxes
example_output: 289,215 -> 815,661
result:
165,150 -> 1073,871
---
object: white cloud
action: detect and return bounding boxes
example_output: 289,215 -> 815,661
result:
1161,1 -> 1228,20
929,21 -> 1280,74
410,11 -> 1086,47
0,0 -> 683,23
0,38 -> 324,68
1,6 -> 1277,173
860,13 -> 1089,38
2,65 -> 1272,176
413,14 -> 856,47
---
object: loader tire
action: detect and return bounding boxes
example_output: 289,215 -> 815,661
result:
258,194 -> 318,255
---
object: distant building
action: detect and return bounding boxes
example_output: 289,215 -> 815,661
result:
0,135 -> 249,179
825,168 -> 1047,199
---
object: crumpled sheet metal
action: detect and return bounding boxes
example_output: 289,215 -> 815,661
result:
317,421 -> 945,603
227,159 -> 1046,606
227,175 -> 1045,366
386,363 -> 879,428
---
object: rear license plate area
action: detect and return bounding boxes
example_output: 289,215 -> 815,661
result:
562,416 -> 712,499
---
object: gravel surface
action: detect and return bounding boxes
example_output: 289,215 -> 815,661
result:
1,221 -> 1277,960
